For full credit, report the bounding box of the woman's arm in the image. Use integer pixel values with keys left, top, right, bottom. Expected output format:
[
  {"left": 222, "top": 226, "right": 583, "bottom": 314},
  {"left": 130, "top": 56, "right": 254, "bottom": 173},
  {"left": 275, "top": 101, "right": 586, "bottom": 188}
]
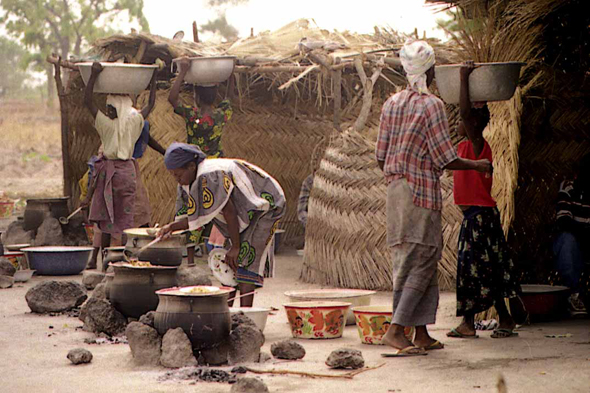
[
  {"left": 221, "top": 198, "right": 241, "bottom": 272},
  {"left": 140, "top": 71, "right": 158, "bottom": 119},
  {"left": 168, "top": 57, "right": 191, "bottom": 108},
  {"left": 84, "top": 62, "right": 103, "bottom": 119},
  {"left": 459, "top": 62, "right": 484, "bottom": 157},
  {"left": 148, "top": 135, "right": 166, "bottom": 156},
  {"left": 157, "top": 218, "right": 189, "bottom": 239}
]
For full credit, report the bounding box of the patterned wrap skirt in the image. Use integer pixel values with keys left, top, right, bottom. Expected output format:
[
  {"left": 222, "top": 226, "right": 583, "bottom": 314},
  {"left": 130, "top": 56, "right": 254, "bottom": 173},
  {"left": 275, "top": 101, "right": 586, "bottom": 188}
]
[{"left": 456, "top": 206, "right": 521, "bottom": 316}]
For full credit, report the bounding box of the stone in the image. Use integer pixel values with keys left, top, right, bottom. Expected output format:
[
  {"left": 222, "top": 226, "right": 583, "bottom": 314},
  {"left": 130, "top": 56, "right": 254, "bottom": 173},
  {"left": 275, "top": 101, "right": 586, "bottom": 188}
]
[
  {"left": 79, "top": 298, "right": 127, "bottom": 336},
  {"left": 270, "top": 340, "right": 306, "bottom": 360},
  {"left": 82, "top": 271, "right": 105, "bottom": 290},
  {"left": 231, "top": 312, "right": 260, "bottom": 332},
  {"left": 160, "top": 328, "right": 198, "bottom": 368},
  {"left": 91, "top": 283, "right": 107, "bottom": 300},
  {"left": 0, "top": 275, "right": 14, "bottom": 289},
  {"left": 175, "top": 265, "right": 212, "bottom": 287},
  {"left": 200, "top": 340, "right": 229, "bottom": 366},
  {"left": 67, "top": 348, "right": 93, "bottom": 365},
  {"left": 258, "top": 352, "right": 271, "bottom": 363},
  {"left": 0, "top": 258, "right": 16, "bottom": 276},
  {"left": 325, "top": 348, "right": 365, "bottom": 370},
  {"left": 138, "top": 311, "right": 155, "bottom": 328},
  {"left": 228, "top": 325, "right": 265, "bottom": 365},
  {"left": 3, "top": 220, "right": 34, "bottom": 245},
  {"left": 125, "top": 321, "right": 161, "bottom": 366},
  {"left": 230, "top": 377, "right": 269, "bottom": 393},
  {"left": 34, "top": 217, "right": 64, "bottom": 246},
  {"left": 26, "top": 281, "right": 87, "bottom": 313}
]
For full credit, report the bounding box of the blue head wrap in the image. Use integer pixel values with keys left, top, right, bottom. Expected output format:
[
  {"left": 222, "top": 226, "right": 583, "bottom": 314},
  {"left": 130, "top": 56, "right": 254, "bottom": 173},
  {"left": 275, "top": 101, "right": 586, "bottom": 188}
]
[{"left": 164, "top": 142, "right": 207, "bottom": 170}]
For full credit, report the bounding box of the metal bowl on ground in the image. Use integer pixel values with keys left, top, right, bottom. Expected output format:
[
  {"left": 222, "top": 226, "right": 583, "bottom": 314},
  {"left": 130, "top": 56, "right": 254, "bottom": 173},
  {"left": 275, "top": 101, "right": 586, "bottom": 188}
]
[
  {"left": 78, "top": 62, "right": 158, "bottom": 95},
  {"left": 5, "top": 244, "right": 31, "bottom": 252},
  {"left": 229, "top": 307, "right": 271, "bottom": 332},
  {"left": 284, "top": 288, "right": 376, "bottom": 325},
  {"left": 519, "top": 284, "right": 569, "bottom": 322},
  {"left": 434, "top": 62, "right": 526, "bottom": 104},
  {"left": 154, "top": 286, "right": 235, "bottom": 350},
  {"left": 23, "top": 246, "right": 93, "bottom": 275},
  {"left": 283, "top": 301, "right": 351, "bottom": 339},
  {"left": 352, "top": 305, "right": 414, "bottom": 345},
  {"left": 174, "top": 56, "right": 236, "bottom": 86},
  {"left": 124, "top": 228, "right": 185, "bottom": 266},
  {"left": 109, "top": 262, "right": 178, "bottom": 319}
]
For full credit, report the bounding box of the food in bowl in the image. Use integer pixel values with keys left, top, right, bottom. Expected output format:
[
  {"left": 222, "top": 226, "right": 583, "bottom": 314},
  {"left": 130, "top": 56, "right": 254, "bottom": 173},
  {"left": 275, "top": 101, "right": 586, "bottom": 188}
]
[
  {"left": 352, "top": 305, "right": 414, "bottom": 345},
  {"left": 127, "top": 260, "right": 153, "bottom": 267},
  {"left": 283, "top": 301, "right": 351, "bottom": 339},
  {"left": 179, "top": 286, "right": 221, "bottom": 295}
]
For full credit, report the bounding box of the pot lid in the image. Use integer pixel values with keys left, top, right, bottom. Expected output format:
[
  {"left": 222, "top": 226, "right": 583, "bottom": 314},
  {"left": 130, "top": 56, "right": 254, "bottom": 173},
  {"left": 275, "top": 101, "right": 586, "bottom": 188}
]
[{"left": 156, "top": 286, "right": 235, "bottom": 297}]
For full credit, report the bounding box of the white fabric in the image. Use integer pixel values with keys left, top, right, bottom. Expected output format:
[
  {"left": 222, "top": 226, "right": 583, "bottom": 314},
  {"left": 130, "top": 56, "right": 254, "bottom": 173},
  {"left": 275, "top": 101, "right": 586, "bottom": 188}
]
[
  {"left": 400, "top": 40, "right": 436, "bottom": 95},
  {"left": 95, "top": 95, "right": 144, "bottom": 160}
]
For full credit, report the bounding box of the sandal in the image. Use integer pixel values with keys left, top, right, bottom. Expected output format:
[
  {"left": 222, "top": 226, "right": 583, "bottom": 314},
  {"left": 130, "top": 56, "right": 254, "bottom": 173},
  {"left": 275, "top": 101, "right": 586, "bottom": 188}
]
[
  {"left": 423, "top": 340, "right": 445, "bottom": 350},
  {"left": 446, "top": 328, "right": 479, "bottom": 339},
  {"left": 491, "top": 328, "right": 519, "bottom": 339},
  {"left": 381, "top": 346, "right": 428, "bottom": 357}
]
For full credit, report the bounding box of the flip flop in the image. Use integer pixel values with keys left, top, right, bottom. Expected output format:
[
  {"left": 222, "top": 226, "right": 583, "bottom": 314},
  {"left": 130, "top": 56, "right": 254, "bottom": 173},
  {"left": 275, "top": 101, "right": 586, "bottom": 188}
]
[
  {"left": 423, "top": 340, "right": 445, "bottom": 350},
  {"left": 381, "top": 346, "right": 428, "bottom": 357},
  {"left": 491, "top": 328, "right": 519, "bottom": 339},
  {"left": 446, "top": 328, "right": 479, "bottom": 339}
]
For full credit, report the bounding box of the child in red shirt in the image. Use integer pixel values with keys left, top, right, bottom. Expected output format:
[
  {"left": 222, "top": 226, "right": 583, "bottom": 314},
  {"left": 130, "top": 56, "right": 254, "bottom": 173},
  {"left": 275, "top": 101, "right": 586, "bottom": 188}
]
[{"left": 447, "top": 62, "right": 522, "bottom": 339}]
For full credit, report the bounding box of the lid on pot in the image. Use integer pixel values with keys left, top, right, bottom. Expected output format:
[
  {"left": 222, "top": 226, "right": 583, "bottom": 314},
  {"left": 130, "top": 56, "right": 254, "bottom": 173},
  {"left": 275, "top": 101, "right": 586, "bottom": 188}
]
[
  {"left": 124, "top": 228, "right": 184, "bottom": 237},
  {"left": 156, "top": 286, "right": 235, "bottom": 297}
]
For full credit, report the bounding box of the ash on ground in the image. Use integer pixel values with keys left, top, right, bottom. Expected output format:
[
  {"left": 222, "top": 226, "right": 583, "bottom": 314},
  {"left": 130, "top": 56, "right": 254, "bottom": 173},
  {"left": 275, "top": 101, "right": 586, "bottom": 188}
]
[{"left": 158, "top": 367, "right": 240, "bottom": 384}]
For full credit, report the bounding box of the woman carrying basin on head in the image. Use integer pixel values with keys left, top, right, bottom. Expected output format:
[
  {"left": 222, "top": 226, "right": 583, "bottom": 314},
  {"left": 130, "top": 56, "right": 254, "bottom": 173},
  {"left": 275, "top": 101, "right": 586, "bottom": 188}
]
[{"left": 157, "top": 143, "right": 285, "bottom": 307}]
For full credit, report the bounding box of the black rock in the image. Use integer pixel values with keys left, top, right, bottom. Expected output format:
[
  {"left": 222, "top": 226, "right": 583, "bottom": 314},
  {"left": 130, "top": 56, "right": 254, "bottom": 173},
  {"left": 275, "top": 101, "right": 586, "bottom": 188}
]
[
  {"left": 125, "top": 321, "right": 161, "bottom": 366},
  {"left": 79, "top": 298, "right": 127, "bottom": 336},
  {"left": 26, "top": 281, "right": 87, "bottom": 313},
  {"left": 271, "top": 340, "right": 306, "bottom": 360},
  {"left": 325, "top": 348, "right": 365, "bottom": 369},
  {"left": 231, "top": 366, "right": 248, "bottom": 374},
  {"left": 67, "top": 348, "right": 93, "bottom": 365},
  {"left": 138, "top": 311, "right": 156, "bottom": 328},
  {"left": 230, "top": 377, "right": 269, "bottom": 393},
  {"left": 0, "top": 258, "right": 16, "bottom": 276}
]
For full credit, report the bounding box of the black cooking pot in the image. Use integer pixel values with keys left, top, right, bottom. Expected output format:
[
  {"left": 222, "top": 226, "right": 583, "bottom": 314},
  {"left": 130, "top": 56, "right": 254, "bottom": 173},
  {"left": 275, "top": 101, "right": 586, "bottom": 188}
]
[
  {"left": 124, "top": 228, "right": 184, "bottom": 266},
  {"left": 154, "top": 287, "right": 234, "bottom": 350},
  {"left": 23, "top": 197, "right": 69, "bottom": 231},
  {"left": 109, "top": 263, "right": 178, "bottom": 319}
]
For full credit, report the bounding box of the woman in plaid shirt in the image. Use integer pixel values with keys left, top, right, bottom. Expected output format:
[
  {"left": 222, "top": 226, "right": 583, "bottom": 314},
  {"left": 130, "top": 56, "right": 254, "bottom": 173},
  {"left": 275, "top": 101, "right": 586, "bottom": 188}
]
[{"left": 375, "top": 41, "right": 491, "bottom": 356}]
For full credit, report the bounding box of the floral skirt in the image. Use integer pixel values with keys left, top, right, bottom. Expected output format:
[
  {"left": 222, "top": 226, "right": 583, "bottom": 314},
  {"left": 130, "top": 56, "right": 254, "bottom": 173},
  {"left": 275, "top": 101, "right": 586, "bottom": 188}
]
[{"left": 456, "top": 206, "right": 521, "bottom": 316}]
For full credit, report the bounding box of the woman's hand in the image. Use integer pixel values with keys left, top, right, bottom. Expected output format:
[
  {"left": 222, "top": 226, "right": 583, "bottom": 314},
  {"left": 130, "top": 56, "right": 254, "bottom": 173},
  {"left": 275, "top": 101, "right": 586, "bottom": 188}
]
[
  {"left": 177, "top": 57, "right": 191, "bottom": 74},
  {"left": 225, "top": 245, "right": 240, "bottom": 272},
  {"left": 91, "top": 61, "right": 104, "bottom": 76},
  {"left": 460, "top": 60, "right": 476, "bottom": 80},
  {"left": 157, "top": 224, "right": 174, "bottom": 240},
  {"left": 474, "top": 159, "right": 493, "bottom": 176}
]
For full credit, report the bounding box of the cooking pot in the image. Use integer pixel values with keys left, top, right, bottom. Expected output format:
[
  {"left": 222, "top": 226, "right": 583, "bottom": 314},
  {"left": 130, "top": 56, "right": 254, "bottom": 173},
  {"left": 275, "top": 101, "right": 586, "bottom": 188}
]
[
  {"left": 23, "top": 197, "right": 69, "bottom": 232},
  {"left": 154, "top": 286, "right": 234, "bottom": 350},
  {"left": 102, "top": 246, "right": 126, "bottom": 272},
  {"left": 124, "top": 228, "right": 184, "bottom": 266},
  {"left": 108, "top": 262, "right": 178, "bottom": 319}
]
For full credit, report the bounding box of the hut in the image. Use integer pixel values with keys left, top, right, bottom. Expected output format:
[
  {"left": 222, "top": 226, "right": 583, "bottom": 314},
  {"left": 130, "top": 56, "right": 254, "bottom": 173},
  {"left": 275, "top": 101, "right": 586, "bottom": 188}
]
[
  {"left": 48, "top": 19, "right": 454, "bottom": 250},
  {"left": 302, "top": 0, "right": 590, "bottom": 295}
]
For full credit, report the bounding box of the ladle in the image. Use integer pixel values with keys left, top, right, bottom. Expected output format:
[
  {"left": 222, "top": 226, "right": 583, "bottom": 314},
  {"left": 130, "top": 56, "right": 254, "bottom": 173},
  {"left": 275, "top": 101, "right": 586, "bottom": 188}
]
[{"left": 59, "top": 207, "right": 83, "bottom": 225}]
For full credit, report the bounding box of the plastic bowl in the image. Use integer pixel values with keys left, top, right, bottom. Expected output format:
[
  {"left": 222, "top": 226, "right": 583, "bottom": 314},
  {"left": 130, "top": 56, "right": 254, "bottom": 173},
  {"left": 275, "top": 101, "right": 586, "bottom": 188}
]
[
  {"left": 520, "top": 284, "right": 569, "bottom": 321},
  {"left": 229, "top": 307, "right": 271, "bottom": 332},
  {"left": 23, "top": 246, "right": 93, "bottom": 276},
  {"left": 78, "top": 62, "right": 158, "bottom": 95},
  {"left": 283, "top": 301, "right": 351, "bottom": 339},
  {"left": 13, "top": 269, "right": 35, "bottom": 283},
  {"left": 284, "top": 289, "right": 376, "bottom": 325},
  {"left": 352, "top": 305, "right": 414, "bottom": 345},
  {"left": 175, "top": 56, "right": 236, "bottom": 86},
  {"left": 434, "top": 62, "right": 526, "bottom": 104}
]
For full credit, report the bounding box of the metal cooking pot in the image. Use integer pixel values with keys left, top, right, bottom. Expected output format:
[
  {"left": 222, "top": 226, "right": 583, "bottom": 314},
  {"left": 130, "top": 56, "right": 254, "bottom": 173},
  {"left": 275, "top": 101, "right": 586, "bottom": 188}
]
[
  {"left": 124, "top": 228, "right": 185, "bottom": 266},
  {"left": 102, "top": 246, "right": 126, "bottom": 272},
  {"left": 23, "top": 197, "right": 69, "bottom": 231}
]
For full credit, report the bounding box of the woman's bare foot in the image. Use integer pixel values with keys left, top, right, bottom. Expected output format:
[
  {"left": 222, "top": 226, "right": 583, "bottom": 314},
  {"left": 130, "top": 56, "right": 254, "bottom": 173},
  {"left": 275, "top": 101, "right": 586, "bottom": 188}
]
[
  {"left": 447, "top": 320, "right": 477, "bottom": 337},
  {"left": 413, "top": 325, "right": 442, "bottom": 349},
  {"left": 382, "top": 324, "right": 414, "bottom": 350}
]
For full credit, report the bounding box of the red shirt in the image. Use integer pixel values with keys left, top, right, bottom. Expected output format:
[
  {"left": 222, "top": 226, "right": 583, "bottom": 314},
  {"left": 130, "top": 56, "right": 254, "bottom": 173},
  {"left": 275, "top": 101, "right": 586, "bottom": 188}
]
[
  {"left": 453, "top": 140, "right": 496, "bottom": 207},
  {"left": 376, "top": 88, "right": 458, "bottom": 211}
]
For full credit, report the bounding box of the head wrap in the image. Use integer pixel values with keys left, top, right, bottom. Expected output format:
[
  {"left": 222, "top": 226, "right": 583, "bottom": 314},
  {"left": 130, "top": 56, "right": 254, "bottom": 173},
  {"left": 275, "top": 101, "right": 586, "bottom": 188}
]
[
  {"left": 105, "top": 94, "right": 143, "bottom": 129},
  {"left": 400, "top": 40, "right": 436, "bottom": 94},
  {"left": 164, "top": 142, "right": 207, "bottom": 170}
]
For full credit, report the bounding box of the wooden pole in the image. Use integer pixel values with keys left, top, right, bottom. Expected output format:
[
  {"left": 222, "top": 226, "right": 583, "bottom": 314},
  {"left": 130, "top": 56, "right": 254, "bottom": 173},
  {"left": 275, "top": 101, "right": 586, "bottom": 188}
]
[
  {"left": 192, "top": 21, "right": 199, "bottom": 43},
  {"left": 250, "top": 27, "right": 254, "bottom": 37},
  {"left": 51, "top": 56, "right": 72, "bottom": 199}
]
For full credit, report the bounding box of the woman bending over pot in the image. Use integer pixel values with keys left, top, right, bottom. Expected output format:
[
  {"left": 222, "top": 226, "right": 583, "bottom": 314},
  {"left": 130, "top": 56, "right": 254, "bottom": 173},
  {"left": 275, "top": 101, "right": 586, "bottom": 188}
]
[{"left": 157, "top": 143, "right": 285, "bottom": 307}]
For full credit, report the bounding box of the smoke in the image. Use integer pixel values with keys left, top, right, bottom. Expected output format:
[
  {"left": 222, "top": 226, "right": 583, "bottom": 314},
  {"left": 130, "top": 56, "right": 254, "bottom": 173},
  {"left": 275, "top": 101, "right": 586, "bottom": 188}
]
[{"left": 200, "top": 12, "right": 239, "bottom": 41}]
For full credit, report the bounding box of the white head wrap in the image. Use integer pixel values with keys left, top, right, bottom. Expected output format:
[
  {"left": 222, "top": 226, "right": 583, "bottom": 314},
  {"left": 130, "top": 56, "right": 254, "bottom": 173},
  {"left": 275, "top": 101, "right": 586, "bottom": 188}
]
[
  {"left": 400, "top": 40, "right": 436, "bottom": 94},
  {"left": 106, "top": 95, "right": 142, "bottom": 131}
]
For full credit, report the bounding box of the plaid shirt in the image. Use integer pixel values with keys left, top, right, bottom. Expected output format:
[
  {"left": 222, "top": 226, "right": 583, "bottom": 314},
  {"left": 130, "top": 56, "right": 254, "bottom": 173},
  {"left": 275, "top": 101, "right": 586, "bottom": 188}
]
[{"left": 375, "top": 88, "right": 457, "bottom": 210}]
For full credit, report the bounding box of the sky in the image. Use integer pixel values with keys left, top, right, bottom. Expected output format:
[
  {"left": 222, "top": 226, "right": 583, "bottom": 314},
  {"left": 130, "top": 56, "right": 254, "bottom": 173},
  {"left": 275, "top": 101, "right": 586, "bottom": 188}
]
[{"left": 141, "top": 0, "right": 450, "bottom": 41}]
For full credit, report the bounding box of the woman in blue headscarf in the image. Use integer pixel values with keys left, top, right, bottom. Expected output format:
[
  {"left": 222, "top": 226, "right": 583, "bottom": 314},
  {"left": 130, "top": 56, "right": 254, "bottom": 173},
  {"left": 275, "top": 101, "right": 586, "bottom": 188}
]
[{"left": 158, "top": 143, "right": 286, "bottom": 307}]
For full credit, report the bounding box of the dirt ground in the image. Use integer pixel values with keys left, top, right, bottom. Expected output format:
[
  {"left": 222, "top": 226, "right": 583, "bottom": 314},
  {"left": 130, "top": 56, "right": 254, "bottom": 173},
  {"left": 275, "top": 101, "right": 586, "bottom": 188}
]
[{"left": 1, "top": 250, "right": 589, "bottom": 393}]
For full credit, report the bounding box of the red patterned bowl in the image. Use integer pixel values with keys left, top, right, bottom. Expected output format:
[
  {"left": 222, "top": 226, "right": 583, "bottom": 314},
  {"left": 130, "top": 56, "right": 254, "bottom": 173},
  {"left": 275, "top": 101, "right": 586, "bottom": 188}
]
[
  {"left": 283, "top": 301, "right": 351, "bottom": 339},
  {"left": 352, "top": 305, "right": 415, "bottom": 345}
]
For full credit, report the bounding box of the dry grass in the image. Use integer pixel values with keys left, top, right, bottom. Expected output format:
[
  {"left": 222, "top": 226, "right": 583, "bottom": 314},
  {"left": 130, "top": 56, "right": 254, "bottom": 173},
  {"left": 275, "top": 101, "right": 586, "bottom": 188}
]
[{"left": 0, "top": 99, "right": 63, "bottom": 199}]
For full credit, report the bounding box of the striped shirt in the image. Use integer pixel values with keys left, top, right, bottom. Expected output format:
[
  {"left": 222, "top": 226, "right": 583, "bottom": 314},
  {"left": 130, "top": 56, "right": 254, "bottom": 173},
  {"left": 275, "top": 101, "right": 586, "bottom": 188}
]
[
  {"left": 556, "top": 179, "right": 590, "bottom": 231},
  {"left": 376, "top": 88, "right": 458, "bottom": 210}
]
